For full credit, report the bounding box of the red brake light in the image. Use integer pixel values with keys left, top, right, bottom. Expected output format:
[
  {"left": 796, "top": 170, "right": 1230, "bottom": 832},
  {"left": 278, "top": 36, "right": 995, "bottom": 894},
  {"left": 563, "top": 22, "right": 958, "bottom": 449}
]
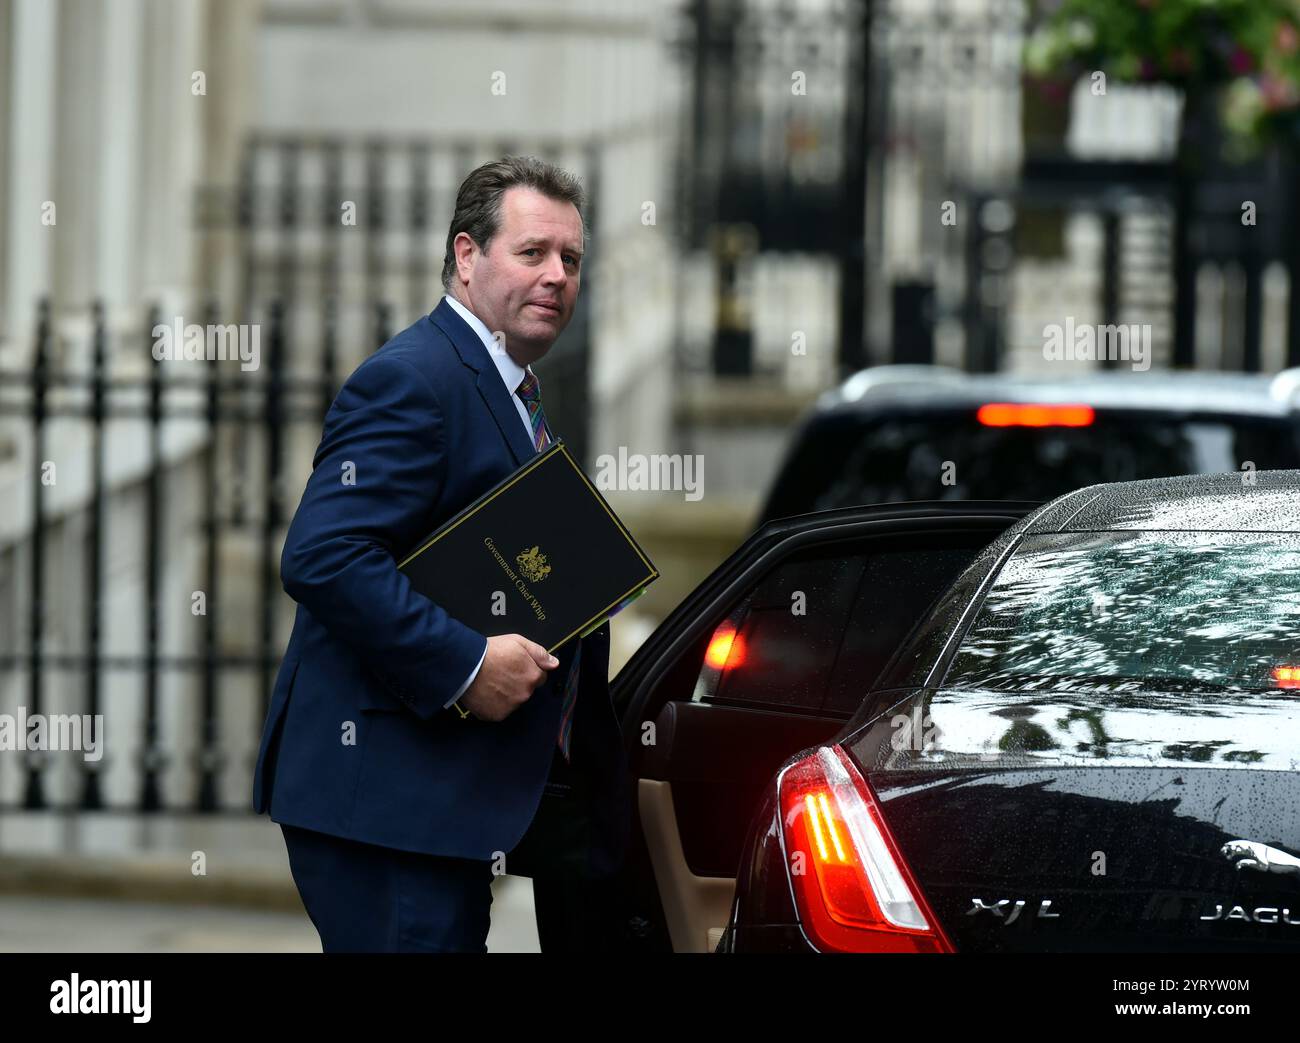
[
  {"left": 976, "top": 403, "right": 1095, "bottom": 427},
  {"left": 777, "top": 745, "right": 953, "bottom": 953},
  {"left": 704, "top": 622, "right": 745, "bottom": 670},
  {"left": 1274, "top": 666, "right": 1300, "bottom": 689}
]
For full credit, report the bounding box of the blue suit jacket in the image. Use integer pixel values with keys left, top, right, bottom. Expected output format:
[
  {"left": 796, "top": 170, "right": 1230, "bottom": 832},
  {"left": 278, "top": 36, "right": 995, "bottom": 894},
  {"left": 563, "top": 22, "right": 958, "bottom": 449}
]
[{"left": 252, "top": 297, "right": 631, "bottom": 874}]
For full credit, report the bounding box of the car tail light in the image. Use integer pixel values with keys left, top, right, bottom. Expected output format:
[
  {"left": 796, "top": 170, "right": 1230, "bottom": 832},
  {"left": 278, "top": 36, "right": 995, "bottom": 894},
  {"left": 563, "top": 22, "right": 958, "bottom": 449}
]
[
  {"left": 777, "top": 745, "right": 953, "bottom": 952},
  {"left": 976, "top": 403, "right": 1095, "bottom": 427},
  {"left": 1274, "top": 665, "right": 1300, "bottom": 689}
]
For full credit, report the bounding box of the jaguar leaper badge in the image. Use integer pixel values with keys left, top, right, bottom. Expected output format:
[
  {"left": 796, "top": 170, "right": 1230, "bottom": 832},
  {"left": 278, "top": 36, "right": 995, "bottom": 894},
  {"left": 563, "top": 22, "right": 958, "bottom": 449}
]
[
  {"left": 1221, "top": 840, "right": 1300, "bottom": 879},
  {"left": 516, "top": 545, "right": 552, "bottom": 583}
]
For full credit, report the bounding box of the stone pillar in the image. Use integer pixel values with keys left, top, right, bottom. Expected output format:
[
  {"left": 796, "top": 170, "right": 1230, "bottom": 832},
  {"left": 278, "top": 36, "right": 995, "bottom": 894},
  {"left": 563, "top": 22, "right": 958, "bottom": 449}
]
[{"left": 3, "top": 0, "right": 59, "bottom": 358}]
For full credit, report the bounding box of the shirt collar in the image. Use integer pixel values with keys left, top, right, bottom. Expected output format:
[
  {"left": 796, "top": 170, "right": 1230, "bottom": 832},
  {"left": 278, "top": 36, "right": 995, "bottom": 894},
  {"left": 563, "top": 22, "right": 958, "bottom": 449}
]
[{"left": 443, "top": 293, "right": 532, "bottom": 397}]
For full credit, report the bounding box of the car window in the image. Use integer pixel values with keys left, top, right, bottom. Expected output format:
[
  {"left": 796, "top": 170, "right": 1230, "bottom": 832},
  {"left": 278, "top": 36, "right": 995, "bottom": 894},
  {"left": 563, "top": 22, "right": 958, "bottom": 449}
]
[
  {"left": 693, "top": 550, "right": 864, "bottom": 713},
  {"left": 821, "top": 547, "right": 978, "bottom": 713},
  {"left": 946, "top": 530, "right": 1300, "bottom": 695},
  {"left": 763, "top": 413, "right": 1300, "bottom": 520},
  {"left": 688, "top": 537, "right": 985, "bottom": 715},
  {"left": 859, "top": 529, "right": 1300, "bottom": 773}
]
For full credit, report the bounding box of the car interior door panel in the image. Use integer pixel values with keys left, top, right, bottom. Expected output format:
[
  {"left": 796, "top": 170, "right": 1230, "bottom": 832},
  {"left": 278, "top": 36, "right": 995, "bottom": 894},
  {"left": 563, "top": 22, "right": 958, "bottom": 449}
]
[
  {"left": 535, "top": 503, "right": 1034, "bottom": 950},
  {"left": 637, "top": 700, "right": 846, "bottom": 952}
]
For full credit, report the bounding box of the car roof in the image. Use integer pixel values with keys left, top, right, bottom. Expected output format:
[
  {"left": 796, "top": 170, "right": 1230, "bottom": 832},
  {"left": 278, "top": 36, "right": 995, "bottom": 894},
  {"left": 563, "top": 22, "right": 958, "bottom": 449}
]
[
  {"left": 814, "top": 365, "right": 1300, "bottom": 420},
  {"left": 1025, "top": 470, "right": 1300, "bottom": 533}
]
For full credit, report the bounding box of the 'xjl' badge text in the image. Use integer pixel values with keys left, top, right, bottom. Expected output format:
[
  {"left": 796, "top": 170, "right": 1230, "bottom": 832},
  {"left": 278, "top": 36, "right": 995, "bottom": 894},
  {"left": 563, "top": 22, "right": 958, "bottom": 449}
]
[{"left": 966, "top": 898, "right": 1059, "bottom": 925}]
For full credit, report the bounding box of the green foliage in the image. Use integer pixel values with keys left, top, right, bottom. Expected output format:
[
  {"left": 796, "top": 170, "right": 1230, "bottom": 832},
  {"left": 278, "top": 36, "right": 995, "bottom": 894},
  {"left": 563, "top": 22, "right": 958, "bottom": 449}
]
[{"left": 1024, "top": 0, "right": 1300, "bottom": 150}]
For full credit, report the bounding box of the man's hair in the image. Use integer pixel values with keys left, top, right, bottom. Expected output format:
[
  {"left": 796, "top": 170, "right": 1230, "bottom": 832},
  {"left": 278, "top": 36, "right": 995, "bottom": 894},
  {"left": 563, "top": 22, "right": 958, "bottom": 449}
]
[{"left": 441, "top": 155, "right": 587, "bottom": 292}]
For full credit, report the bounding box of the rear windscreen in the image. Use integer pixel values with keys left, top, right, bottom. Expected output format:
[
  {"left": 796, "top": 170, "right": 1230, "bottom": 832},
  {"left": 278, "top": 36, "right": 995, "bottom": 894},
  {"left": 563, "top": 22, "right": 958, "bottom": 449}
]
[
  {"left": 873, "top": 530, "right": 1300, "bottom": 771},
  {"left": 764, "top": 414, "right": 1300, "bottom": 518},
  {"left": 949, "top": 530, "right": 1300, "bottom": 695}
]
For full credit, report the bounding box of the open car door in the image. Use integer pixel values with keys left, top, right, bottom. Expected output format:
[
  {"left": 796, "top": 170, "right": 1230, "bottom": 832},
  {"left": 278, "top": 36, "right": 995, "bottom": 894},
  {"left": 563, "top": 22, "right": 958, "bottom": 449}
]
[{"left": 533, "top": 500, "right": 1036, "bottom": 951}]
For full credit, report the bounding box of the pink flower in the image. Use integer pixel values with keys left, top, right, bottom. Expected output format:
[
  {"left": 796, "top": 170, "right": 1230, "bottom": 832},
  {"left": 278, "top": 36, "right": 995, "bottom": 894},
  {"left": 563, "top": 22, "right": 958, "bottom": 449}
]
[
  {"left": 1228, "top": 47, "right": 1254, "bottom": 75},
  {"left": 1259, "top": 73, "right": 1299, "bottom": 111},
  {"left": 1277, "top": 22, "right": 1300, "bottom": 56}
]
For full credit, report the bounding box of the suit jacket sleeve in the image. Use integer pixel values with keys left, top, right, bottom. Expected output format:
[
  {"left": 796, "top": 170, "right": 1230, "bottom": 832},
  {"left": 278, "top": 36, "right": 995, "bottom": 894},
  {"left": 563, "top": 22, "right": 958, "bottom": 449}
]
[{"left": 279, "top": 352, "right": 488, "bottom": 718}]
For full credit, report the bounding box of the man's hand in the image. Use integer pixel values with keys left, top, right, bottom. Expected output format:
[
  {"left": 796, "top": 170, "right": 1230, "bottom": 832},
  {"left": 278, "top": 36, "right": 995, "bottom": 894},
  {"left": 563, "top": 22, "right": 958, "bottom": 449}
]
[{"left": 460, "top": 635, "right": 559, "bottom": 721}]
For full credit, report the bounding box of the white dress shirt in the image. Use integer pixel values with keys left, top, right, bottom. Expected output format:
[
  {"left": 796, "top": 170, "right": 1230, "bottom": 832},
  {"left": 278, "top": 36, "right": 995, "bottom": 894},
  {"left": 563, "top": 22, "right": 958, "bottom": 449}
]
[{"left": 441, "top": 293, "right": 542, "bottom": 706}]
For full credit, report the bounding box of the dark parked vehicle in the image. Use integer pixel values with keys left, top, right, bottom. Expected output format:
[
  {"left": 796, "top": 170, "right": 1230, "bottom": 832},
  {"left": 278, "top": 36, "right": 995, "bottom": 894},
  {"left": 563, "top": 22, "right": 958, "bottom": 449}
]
[
  {"left": 537, "top": 471, "right": 1300, "bottom": 952},
  {"left": 758, "top": 365, "right": 1300, "bottom": 525}
]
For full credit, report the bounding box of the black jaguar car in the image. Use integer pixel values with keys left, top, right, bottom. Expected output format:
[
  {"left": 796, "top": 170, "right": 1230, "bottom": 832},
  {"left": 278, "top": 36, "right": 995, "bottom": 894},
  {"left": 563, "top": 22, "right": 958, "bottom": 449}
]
[
  {"left": 536, "top": 471, "right": 1300, "bottom": 953},
  {"left": 722, "top": 470, "right": 1300, "bottom": 952}
]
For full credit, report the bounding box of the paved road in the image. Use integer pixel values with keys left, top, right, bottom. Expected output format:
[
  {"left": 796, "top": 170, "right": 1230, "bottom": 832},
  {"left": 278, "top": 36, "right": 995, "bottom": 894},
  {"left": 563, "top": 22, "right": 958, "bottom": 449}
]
[{"left": 0, "top": 875, "right": 541, "bottom": 953}]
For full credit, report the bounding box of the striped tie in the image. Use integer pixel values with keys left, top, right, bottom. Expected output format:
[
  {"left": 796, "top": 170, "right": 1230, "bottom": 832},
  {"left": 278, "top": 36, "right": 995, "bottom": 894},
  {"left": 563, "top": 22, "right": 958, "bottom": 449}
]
[{"left": 515, "top": 370, "right": 581, "bottom": 762}]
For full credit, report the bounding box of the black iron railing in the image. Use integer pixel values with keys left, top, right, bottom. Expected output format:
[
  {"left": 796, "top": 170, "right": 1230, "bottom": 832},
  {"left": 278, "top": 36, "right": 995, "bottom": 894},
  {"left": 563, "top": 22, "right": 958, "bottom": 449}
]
[{"left": 0, "top": 298, "right": 337, "bottom": 813}]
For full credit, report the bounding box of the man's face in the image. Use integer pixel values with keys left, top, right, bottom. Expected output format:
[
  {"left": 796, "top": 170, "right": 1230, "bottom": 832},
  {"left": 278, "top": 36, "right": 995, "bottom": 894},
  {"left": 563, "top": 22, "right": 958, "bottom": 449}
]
[{"left": 454, "top": 186, "right": 584, "bottom": 365}]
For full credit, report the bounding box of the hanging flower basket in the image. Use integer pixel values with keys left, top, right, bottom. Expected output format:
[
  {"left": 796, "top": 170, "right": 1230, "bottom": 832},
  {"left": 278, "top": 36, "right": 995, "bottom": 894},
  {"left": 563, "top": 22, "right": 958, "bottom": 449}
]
[{"left": 1023, "top": 0, "right": 1300, "bottom": 157}]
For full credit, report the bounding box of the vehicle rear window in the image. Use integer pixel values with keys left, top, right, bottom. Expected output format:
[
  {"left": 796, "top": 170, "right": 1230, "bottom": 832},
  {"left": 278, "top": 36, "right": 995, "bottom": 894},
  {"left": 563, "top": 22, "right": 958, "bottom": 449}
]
[
  {"left": 863, "top": 529, "right": 1300, "bottom": 772},
  {"left": 764, "top": 413, "right": 1300, "bottom": 518},
  {"left": 947, "top": 530, "right": 1300, "bottom": 695}
]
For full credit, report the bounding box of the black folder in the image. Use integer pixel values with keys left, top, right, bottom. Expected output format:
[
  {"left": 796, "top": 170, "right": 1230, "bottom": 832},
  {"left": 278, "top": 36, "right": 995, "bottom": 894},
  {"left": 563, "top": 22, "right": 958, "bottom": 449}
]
[{"left": 397, "top": 440, "right": 659, "bottom": 654}]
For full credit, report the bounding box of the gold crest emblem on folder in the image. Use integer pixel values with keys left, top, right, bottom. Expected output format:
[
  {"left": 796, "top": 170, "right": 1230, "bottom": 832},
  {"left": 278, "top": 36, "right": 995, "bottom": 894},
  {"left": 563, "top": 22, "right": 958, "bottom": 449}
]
[{"left": 516, "top": 545, "right": 552, "bottom": 582}]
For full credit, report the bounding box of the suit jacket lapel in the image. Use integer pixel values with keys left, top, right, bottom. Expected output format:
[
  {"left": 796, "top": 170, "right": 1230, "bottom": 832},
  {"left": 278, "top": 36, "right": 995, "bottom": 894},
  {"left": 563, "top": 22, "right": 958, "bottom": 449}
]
[{"left": 430, "top": 297, "right": 536, "bottom": 467}]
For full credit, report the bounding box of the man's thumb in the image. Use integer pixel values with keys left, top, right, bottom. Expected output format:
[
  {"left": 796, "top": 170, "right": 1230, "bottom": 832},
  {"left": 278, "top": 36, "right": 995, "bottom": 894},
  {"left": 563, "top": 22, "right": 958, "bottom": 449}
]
[{"left": 525, "top": 639, "right": 559, "bottom": 667}]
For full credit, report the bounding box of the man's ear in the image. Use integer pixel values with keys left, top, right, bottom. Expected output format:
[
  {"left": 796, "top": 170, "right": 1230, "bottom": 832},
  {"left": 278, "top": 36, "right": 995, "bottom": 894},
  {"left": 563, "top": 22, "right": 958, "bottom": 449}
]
[{"left": 453, "top": 231, "right": 478, "bottom": 283}]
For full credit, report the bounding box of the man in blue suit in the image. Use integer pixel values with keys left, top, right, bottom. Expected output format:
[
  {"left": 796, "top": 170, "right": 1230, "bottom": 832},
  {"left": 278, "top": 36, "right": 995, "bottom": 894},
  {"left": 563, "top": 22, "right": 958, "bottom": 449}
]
[{"left": 251, "top": 156, "right": 632, "bottom": 952}]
